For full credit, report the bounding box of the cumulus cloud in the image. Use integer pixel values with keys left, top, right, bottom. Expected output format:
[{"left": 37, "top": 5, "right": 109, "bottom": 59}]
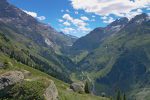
[
  {"left": 70, "top": 0, "right": 150, "bottom": 18},
  {"left": 101, "top": 16, "right": 115, "bottom": 23},
  {"left": 73, "top": 19, "right": 87, "bottom": 26},
  {"left": 80, "top": 16, "right": 89, "bottom": 21},
  {"left": 58, "top": 19, "right": 64, "bottom": 23},
  {"left": 23, "top": 10, "right": 46, "bottom": 21},
  {"left": 101, "top": 16, "right": 107, "bottom": 20},
  {"left": 61, "top": 28, "right": 75, "bottom": 34},
  {"left": 92, "top": 15, "right": 95, "bottom": 18},
  {"left": 23, "top": 10, "right": 37, "bottom": 17},
  {"left": 63, "top": 21, "right": 71, "bottom": 26},
  {"left": 118, "top": 9, "right": 143, "bottom": 19},
  {"left": 75, "top": 11, "right": 79, "bottom": 14},
  {"left": 66, "top": 9, "right": 70, "bottom": 13},
  {"left": 63, "top": 14, "right": 73, "bottom": 21},
  {"left": 37, "top": 16, "right": 46, "bottom": 20},
  {"left": 103, "top": 17, "right": 115, "bottom": 24},
  {"left": 62, "top": 14, "right": 88, "bottom": 28},
  {"left": 61, "top": 13, "right": 91, "bottom": 36}
]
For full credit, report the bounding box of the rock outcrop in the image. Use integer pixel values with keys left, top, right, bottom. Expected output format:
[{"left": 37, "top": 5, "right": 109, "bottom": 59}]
[
  {"left": 0, "top": 62, "right": 4, "bottom": 69},
  {"left": 70, "top": 82, "right": 85, "bottom": 93},
  {"left": 0, "top": 71, "right": 24, "bottom": 90},
  {"left": 22, "top": 70, "right": 31, "bottom": 78},
  {"left": 44, "top": 80, "right": 58, "bottom": 100}
]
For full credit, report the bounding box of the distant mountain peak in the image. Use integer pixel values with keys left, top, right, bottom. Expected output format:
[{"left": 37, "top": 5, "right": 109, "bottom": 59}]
[
  {"left": 108, "top": 17, "right": 129, "bottom": 28},
  {"left": 129, "top": 13, "right": 149, "bottom": 24},
  {"left": 135, "top": 13, "right": 148, "bottom": 19}
]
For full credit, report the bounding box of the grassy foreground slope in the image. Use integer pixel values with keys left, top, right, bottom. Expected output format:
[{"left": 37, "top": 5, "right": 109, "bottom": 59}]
[{"left": 0, "top": 53, "right": 109, "bottom": 100}]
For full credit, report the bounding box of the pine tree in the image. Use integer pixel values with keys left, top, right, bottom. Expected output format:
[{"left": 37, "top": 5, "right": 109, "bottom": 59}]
[
  {"left": 123, "top": 93, "right": 126, "bottom": 100},
  {"left": 85, "top": 81, "right": 90, "bottom": 93},
  {"left": 4, "top": 60, "right": 9, "bottom": 69},
  {"left": 116, "top": 90, "right": 122, "bottom": 100}
]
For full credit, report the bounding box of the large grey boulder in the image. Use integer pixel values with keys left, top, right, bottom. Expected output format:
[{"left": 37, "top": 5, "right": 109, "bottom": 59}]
[
  {"left": 0, "top": 71, "right": 24, "bottom": 90},
  {"left": 44, "top": 80, "right": 58, "bottom": 100},
  {"left": 70, "top": 82, "right": 85, "bottom": 93}
]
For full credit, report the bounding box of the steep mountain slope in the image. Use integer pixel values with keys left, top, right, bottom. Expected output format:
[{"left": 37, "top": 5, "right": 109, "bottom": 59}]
[
  {"left": 0, "top": 0, "right": 77, "bottom": 83},
  {"left": 73, "top": 13, "right": 150, "bottom": 99},
  {"left": 71, "top": 17, "right": 128, "bottom": 52},
  {"left": 0, "top": 0, "right": 76, "bottom": 52},
  {"left": 70, "top": 17, "right": 128, "bottom": 63}
]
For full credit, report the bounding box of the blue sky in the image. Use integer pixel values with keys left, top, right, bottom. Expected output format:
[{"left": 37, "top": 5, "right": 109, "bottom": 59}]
[{"left": 8, "top": 0, "right": 150, "bottom": 37}]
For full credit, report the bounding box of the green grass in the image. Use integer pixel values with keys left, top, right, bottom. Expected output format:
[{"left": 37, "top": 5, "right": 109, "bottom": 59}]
[
  {"left": 0, "top": 53, "right": 110, "bottom": 100},
  {"left": 59, "top": 90, "right": 109, "bottom": 100}
]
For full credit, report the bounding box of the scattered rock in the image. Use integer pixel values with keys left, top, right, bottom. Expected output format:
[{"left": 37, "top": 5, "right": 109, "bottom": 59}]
[
  {"left": 70, "top": 82, "right": 85, "bottom": 93},
  {"left": 66, "top": 87, "right": 74, "bottom": 92},
  {"left": 0, "top": 62, "right": 4, "bottom": 69},
  {"left": 44, "top": 80, "right": 58, "bottom": 100},
  {"left": 101, "top": 92, "right": 106, "bottom": 97},
  {"left": 22, "top": 70, "right": 31, "bottom": 78},
  {"left": 0, "top": 71, "right": 24, "bottom": 90}
]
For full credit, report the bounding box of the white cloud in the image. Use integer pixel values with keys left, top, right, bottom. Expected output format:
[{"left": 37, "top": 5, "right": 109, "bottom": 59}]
[
  {"left": 101, "top": 16, "right": 115, "bottom": 23},
  {"left": 23, "top": 10, "right": 37, "bottom": 17},
  {"left": 66, "top": 9, "right": 70, "bottom": 13},
  {"left": 78, "top": 26, "right": 91, "bottom": 31},
  {"left": 62, "top": 14, "right": 88, "bottom": 27},
  {"left": 101, "top": 16, "right": 107, "bottom": 20},
  {"left": 80, "top": 16, "right": 89, "bottom": 21},
  {"left": 58, "top": 19, "right": 64, "bottom": 23},
  {"left": 61, "top": 13, "right": 91, "bottom": 36},
  {"left": 92, "top": 15, "right": 95, "bottom": 18},
  {"left": 23, "top": 10, "right": 46, "bottom": 21},
  {"left": 70, "top": 0, "right": 150, "bottom": 19},
  {"left": 103, "top": 17, "right": 115, "bottom": 24},
  {"left": 37, "top": 16, "right": 46, "bottom": 20},
  {"left": 61, "top": 10, "right": 64, "bottom": 12},
  {"left": 75, "top": 11, "right": 79, "bottom": 14},
  {"left": 63, "top": 21, "right": 71, "bottom": 26},
  {"left": 118, "top": 9, "right": 143, "bottom": 19},
  {"left": 63, "top": 14, "right": 73, "bottom": 21},
  {"left": 73, "top": 18, "right": 88, "bottom": 26},
  {"left": 61, "top": 28, "right": 75, "bottom": 34},
  {"left": 137, "top": 9, "right": 143, "bottom": 13}
]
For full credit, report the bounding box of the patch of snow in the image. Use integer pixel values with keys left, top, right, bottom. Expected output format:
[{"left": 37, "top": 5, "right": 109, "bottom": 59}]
[
  {"left": 110, "top": 25, "right": 122, "bottom": 32},
  {"left": 135, "top": 18, "right": 145, "bottom": 24},
  {"left": 45, "top": 38, "right": 54, "bottom": 47}
]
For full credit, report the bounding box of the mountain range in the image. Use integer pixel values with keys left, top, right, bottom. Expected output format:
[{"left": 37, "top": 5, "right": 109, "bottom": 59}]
[
  {"left": 0, "top": 0, "right": 150, "bottom": 100},
  {"left": 70, "top": 13, "right": 150, "bottom": 100}
]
